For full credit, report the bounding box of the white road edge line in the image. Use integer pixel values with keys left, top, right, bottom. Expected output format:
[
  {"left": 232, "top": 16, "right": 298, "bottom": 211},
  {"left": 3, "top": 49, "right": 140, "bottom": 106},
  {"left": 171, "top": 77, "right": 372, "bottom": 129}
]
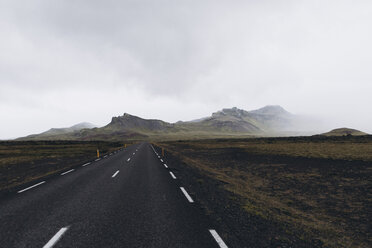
[
  {"left": 127, "top": 158, "right": 131, "bottom": 162},
  {"left": 164, "top": 164, "right": 168, "bottom": 168},
  {"left": 180, "top": 187, "right": 194, "bottom": 203},
  {"left": 112, "top": 170, "right": 120, "bottom": 178},
  {"left": 95, "top": 158, "right": 101, "bottom": 161},
  {"left": 17, "top": 181, "right": 46, "bottom": 193},
  {"left": 82, "top": 162, "right": 91, "bottom": 167},
  {"left": 169, "top": 172, "right": 177, "bottom": 179},
  {"left": 61, "top": 169, "right": 75, "bottom": 176},
  {"left": 209, "top": 229, "right": 228, "bottom": 248},
  {"left": 43, "top": 226, "right": 69, "bottom": 248}
]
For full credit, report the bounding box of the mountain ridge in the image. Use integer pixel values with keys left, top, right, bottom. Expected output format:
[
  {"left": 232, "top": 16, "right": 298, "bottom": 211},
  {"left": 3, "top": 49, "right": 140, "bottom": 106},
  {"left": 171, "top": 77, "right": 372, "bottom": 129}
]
[
  {"left": 20, "top": 122, "right": 97, "bottom": 140},
  {"left": 17, "top": 105, "right": 313, "bottom": 141}
]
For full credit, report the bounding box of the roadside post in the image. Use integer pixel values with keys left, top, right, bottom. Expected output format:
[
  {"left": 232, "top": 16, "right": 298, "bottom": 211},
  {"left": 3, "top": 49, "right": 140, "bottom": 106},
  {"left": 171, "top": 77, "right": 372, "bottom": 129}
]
[
  {"left": 162, "top": 148, "right": 165, "bottom": 157},
  {"left": 97, "top": 149, "right": 100, "bottom": 158}
]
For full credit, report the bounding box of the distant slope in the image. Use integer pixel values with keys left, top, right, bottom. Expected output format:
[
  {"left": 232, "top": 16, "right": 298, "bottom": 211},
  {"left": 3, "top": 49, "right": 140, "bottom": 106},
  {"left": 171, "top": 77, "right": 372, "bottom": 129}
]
[
  {"left": 18, "top": 122, "right": 97, "bottom": 140},
  {"left": 178, "top": 107, "right": 263, "bottom": 133},
  {"left": 106, "top": 113, "right": 176, "bottom": 133},
  {"left": 178, "top": 106, "right": 295, "bottom": 134},
  {"left": 18, "top": 105, "right": 309, "bottom": 141},
  {"left": 248, "top": 105, "right": 294, "bottom": 131},
  {"left": 321, "top": 128, "right": 368, "bottom": 136},
  {"left": 45, "top": 122, "right": 97, "bottom": 135}
]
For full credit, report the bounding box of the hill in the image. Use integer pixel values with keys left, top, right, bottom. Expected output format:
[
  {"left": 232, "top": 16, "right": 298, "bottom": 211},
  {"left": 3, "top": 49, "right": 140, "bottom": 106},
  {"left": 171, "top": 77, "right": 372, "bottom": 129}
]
[
  {"left": 19, "top": 122, "right": 97, "bottom": 140},
  {"left": 321, "top": 128, "right": 368, "bottom": 136}
]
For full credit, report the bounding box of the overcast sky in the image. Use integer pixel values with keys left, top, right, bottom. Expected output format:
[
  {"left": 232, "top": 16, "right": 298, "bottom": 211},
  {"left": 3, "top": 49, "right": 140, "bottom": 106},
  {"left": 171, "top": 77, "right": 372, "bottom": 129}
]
[{"left": 1, "top": 0, "right": 372, "bottom": 139}]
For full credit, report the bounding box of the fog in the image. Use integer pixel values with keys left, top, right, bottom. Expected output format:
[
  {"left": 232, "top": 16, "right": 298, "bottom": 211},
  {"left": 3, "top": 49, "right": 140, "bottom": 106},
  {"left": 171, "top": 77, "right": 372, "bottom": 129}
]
[{"left": 1, "top": 0, "right": 371, "bottom": 139}]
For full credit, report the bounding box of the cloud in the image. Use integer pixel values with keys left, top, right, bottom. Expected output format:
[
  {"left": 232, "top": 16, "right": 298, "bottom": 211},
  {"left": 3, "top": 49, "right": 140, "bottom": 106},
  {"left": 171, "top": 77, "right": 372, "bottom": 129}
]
[{"left": 0, "top": 0, "right": 372, "bottom": 138}]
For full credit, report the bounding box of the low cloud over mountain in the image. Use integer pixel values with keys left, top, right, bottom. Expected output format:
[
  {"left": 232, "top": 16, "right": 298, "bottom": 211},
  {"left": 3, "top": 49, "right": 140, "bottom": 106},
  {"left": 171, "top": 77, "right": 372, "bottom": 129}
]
[{"left": 17, "top": 105, "right": 324, "bottom": 141}]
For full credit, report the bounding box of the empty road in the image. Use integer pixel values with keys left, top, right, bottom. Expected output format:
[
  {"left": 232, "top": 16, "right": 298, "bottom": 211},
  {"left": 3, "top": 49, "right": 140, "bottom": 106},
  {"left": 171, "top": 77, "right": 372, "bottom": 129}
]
[{"left": 0, "top": 143, "right": 228, "bottom": 247}]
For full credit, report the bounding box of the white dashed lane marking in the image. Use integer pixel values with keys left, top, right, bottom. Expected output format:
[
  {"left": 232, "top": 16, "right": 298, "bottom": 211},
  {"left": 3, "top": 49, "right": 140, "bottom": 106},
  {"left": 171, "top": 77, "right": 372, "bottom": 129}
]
[
  {"left": 180, "top": 187, "right": 194, "bottom": 203},
  {"left": 112, "top": 170, "right": 120, "bottom": 178},
  {"left": 82, "top": 162, "right": 91, "bottom": 167},
  {"left": 150, "top": 144, "right": 227, "bottom": 247},
  {"left": 169, "top": 172, "right": 177, "bottom": 179},
  {"left": 43, "top": 227, "right": 69, "bottom": 248},
  {"left": 17, "top": 181, "right": 46, "bottom": 193},
  {"left": 209, "top": 229, "right": 228, "bottom": 248},
  {"left": 61, "top": 169, "right": 74, "bottom": 176}
]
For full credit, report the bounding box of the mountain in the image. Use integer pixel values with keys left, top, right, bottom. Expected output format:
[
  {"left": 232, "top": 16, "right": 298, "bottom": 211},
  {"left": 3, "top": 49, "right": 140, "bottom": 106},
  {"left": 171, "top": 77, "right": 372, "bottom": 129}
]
[
  {"left": 248, "top": 105, "right": 293, "bottom": 130},
  {"left": 18, "top": 106, "right": 308, "bottom": 141},
  {"left": 107, "top": 113, "right": 176, "bottom": 132},
  {"left": 321, "top": 128, "right": 368, "bottom": 136},
  {"left": 178, "top": 107, "right": 263, "bottom": 133},
  {"left": 19, "top": 122, "right": 97, "bottom": 140},
  {"left": 175, "top": 105, "right": 296, "bottom": 134}
]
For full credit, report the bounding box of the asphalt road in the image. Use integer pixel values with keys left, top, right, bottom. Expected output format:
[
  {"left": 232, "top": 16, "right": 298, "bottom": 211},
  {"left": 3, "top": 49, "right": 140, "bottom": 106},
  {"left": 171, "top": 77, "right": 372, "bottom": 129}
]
[{"left": 0, "top": 143, "right": 228, "bottom": 248}]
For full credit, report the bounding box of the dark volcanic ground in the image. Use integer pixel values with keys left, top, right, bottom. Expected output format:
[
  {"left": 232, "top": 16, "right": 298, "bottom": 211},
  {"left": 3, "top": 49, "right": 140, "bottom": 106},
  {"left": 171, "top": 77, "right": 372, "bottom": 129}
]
[{"left": 155, "top": 140, "right": 372, "bottom": 248}]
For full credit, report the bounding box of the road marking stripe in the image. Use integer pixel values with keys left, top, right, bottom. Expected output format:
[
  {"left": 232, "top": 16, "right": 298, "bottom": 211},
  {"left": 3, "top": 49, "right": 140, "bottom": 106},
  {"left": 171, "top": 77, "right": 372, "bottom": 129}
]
[
  {"left": 133, "top": 153, "right": 135, "bottom": 155},
  {"left": 164, "top": 164, "right": 168, "bottom": 168},
  {"left": 82, "top": 162, "right": 91, "bottom": 167},
  {"left": 112, "top": 170, "right": 120, "bottom": 178},
  {"left": 209, "top": 230, "right": 228, "bottom": 248},
  {"left": 169, "top": 172, "right": 177, "bottom": 179},
  {"left": 17, "top": 181, "right": 45, "bottom": 193},
  {"left": 104, "top": 155, "right": 108, "bottom": 158},
  {"left": 61, "top": 169, "right": 74, "bottom": 176},
  {"left": 127, "top": 158, "right": 131, "bottom": 162},
  {"left": 43, "top": 227, "right": 69, "bottom": 248},
  {"left": 95, "top": 158, "right": 101, "bottom": 161},
  {"left": 180, "top": 187, "right": 194, "bottom": 203}
]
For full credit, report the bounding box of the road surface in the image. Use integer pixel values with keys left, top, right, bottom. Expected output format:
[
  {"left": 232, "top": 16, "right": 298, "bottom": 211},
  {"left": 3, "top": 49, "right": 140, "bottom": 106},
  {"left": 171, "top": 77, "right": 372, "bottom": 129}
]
[{"left": 0, "top": 143, "right": 228, "bottom": 248}]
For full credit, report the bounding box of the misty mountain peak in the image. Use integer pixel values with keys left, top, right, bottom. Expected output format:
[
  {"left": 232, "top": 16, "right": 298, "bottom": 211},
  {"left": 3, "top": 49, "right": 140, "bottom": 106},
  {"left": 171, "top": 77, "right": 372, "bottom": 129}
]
[
  {"left": 249, "top": 105, "right": 291, "bottom": 116},
  {"left": 212, "top": 107, "right": 249, "bottom": 118},
  {"left": 70, "top": 122, "right": 97, "bottom": 129}
]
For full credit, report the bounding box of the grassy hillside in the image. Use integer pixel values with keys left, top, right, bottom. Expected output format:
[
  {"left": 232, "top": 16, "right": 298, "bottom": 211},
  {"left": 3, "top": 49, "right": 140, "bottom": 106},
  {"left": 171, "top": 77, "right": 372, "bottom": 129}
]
[{"left": 321, "top": 128, "right": 368, "bottom": 136}]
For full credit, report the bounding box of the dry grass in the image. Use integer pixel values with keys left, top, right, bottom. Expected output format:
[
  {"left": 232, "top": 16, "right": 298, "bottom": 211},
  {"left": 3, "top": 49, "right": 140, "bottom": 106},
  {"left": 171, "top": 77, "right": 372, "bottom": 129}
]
[
  {"left": 0, "top": 140, "right": 123, "bottom": 191},
  {"left": 158, "top": 136, "right": 372, "bottom": 248},
  {"left": 183, "top": 136, "right": 372, "bottom": 161}
]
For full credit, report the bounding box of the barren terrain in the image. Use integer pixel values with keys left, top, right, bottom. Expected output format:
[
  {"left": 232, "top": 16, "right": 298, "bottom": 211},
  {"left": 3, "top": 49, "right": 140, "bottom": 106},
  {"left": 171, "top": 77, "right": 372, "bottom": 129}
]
[{"left": 157, "top": 136, "right": 372, "bottom": 247}]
